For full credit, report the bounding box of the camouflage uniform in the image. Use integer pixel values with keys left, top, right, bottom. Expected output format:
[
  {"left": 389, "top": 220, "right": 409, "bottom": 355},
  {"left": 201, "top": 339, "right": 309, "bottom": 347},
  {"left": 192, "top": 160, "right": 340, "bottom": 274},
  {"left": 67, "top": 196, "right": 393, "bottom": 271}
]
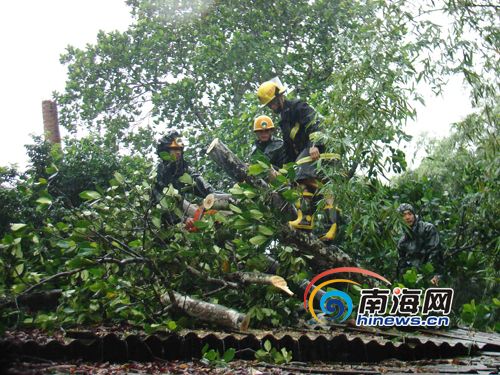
[{"left": 397, "top": 215, "right": 442, "bottom": 276}]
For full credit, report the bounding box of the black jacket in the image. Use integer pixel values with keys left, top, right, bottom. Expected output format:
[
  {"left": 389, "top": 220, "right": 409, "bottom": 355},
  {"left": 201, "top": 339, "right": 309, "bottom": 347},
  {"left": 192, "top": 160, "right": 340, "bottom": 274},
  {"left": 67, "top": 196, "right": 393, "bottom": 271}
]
[
  {"left": 153, "top": 157, "right": 214, "bottom": 205},
  {"left": 250, "top": 138, "right": 286, "bottom": 169},
  {"left": 397, "top": 216, "right": 442, "bottom": 276},
  {"left": 278, "top": 99, "right": 324, "bottom": 162}
]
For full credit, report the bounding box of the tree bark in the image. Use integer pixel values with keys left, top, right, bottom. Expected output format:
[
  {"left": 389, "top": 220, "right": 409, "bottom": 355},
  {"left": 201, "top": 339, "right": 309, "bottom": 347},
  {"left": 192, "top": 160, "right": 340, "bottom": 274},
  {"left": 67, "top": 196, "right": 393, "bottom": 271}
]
[
  {"left": 207, "top": 138, "right": 296, "bottom": 218},
  {"left": 203, "top": 193, "right": 232, "bottom": 210},
  {"left": 277, "top": 226, "right": 353, "bottom": 272},
  {"left": 226, "top": 272, "right": 294, "bottom": 296},
  {"left": 161, "top": 291, "right": 250, "bottom": 331},
  {"left": 207, "top": 139, "right": 260, "bottom": 186},
  {"left": 207, "top": 138, "right": 354, "bottom": 271},
  {"left": 182, "top": 199, "right": 197, "bottom": 217}
]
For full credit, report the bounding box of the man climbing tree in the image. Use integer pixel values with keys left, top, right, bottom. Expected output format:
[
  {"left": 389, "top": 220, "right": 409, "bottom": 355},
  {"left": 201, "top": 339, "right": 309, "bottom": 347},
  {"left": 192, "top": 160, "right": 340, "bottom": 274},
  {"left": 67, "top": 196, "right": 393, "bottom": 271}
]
[
  {"left": 256, "top": 77, "right": 339, "bottom": 241},
  {"left": 152, "top": 131, "right": 215, "bottom": 226},
  {"left": 397, "top": 203, "right": 443, "bottom": 285}
]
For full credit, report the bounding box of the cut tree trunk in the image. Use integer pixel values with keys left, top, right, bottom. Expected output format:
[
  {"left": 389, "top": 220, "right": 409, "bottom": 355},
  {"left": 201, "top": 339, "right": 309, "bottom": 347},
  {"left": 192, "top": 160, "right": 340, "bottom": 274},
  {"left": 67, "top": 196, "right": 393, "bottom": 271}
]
[
  {"left": 207, "top": 139, "right": 263, "bottom": 187},
  {"left": 226, "top": 272, "right": 293, "bottom": 296},
  {"left": 207, "top": 138, "right": 354, "bottom": 272},
  {"left": 182, "top": 199, "right": 197, "bottom": 217},
  {"left": 161, "top": 291, "right": 250, "bottom": 331},
  {"left": 203, "top": 193, "right": 232, "bottom": 210},
  {"left": 207, "top": 138, "right": 296, "bottom": 218}
]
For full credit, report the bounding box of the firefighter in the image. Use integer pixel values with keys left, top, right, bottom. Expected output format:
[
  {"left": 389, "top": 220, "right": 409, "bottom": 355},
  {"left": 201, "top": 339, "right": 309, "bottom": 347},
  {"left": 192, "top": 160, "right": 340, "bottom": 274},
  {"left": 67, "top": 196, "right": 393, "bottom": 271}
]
[
  {"left": 250, "top": 115, "right": 286, "bottom": 170},
  {"left": 397, "top": 203, "right": 442, "bottom": 285},
  {"left": 256, "top": 77, "right": 339, "bottom": 241},
  {"left": 152, "top": 131, "right": 215, "bottom": 226}
]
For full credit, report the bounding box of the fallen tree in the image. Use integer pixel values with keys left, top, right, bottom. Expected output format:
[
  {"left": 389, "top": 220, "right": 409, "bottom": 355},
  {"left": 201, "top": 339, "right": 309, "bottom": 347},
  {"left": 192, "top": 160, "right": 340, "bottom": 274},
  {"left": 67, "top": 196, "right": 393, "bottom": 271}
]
[
  {"left": 207, "top": 138, "right": 354, "bottom": 271},
  {"left": 161, "top": 291, "right": 250, "bottom": 331}
]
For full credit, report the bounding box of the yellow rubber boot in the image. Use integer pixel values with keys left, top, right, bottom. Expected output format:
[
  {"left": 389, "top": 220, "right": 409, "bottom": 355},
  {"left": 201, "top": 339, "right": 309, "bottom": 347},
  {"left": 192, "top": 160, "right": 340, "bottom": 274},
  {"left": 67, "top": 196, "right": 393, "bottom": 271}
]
[
  {"left": 289, "top": 192, "right": 314, "bottom": 230},
  {"left": 320, "top": 204, "right": 339, "bottom": 241}
]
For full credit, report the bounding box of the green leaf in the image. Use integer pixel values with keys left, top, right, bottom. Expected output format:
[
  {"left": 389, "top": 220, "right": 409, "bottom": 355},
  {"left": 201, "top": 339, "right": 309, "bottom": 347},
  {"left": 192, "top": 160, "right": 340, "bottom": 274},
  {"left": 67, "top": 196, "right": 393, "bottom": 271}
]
[
  {"left": 233, "top": 218, "right": 250, "bottom": 229},
  {"left": 79, "top": 190, "right": 102, "bottom": 201},
  {"left": 56, "top": 240, "right": 75, "bottom": 249},
  {"left": 113, "top": 172, "right": 125, "bottom": 184},
  {"left": 202, "top": 343, "right": 209, "bottom": 355},
  {"left": 14, "top": 263, "right": 24, "bottom": 275},
  {"left": 159, "top": 151, "right": 174, "bottom": 161},
  {"left": 223, "top": 347, "right": 235, "bottom": 362},
  {"left": 229, "top": 204, "right": 242, "bottom": 214},
  {"left": 264, "top": 339, "right": 272, "bottom": 352},
  {"left": 258, "top": 225, "right": 274, "bottom": 236},
  {"left": 249, "top": 210, "right": 264, "bottom": 220},
  {"left": 194, "top": 221, "right": 209, "bottom": 229},
  {"left": 229, "top": 186, "right": 244, "bottom": 195},
  {"left": 10, "top": 223, "right": 27, "bottom": 232},
  {"left": 243, "top": 190, "right": 257, "bottom": 198},
  {"left": 178, "top": 173, "right": 193, "bottom": 185},
  {"left": 248, "top": 163, "right": 266, "bottom": 176},
  {"left": 67, "top": 257, "right": 94, "bottom": 269},
  {"left": 249, "top": 235, "right": 267, "bottom": 246},
  {"left": 36, "top": 197, "right": 52, "bottom": 205},
  {"left": 128, "top": 239, "right": 142, "bottom": 248},
  {"left": 403, "top": 269, "right": 418, "bottom": 285},
  {"left": 281, "top": 189, "right": 300, "bottom": 202},
  {"left": 152, "top": 215, "right": 162, "bottom": 228}
]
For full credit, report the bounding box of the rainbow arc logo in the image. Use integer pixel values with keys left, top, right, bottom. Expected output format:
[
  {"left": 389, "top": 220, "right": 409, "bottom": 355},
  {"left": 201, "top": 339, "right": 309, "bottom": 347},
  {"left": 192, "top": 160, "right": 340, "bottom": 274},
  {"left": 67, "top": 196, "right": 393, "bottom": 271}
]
[{"left": 303, "top": 267, "right": 391, "bottom": 323}]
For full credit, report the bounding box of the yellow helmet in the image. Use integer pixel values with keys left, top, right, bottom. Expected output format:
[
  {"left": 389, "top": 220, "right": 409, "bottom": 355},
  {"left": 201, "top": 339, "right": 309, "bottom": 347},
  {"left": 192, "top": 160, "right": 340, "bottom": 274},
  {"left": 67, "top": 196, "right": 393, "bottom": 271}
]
[
  {"left": 253, "top": 115, "right": 275, "bottom": 131},
  {"left": 168, "top": 137, "right": 184, "bottom": 149},
  {"left": 256, "top": 77, "right": 286, "bottom": 106}
]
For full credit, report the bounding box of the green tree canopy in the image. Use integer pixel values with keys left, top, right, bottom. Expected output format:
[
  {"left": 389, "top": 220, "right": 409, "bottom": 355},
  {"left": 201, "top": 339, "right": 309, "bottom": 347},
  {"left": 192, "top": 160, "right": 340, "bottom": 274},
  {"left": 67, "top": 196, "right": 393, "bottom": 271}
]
[{"left": 1, "top": 0, "right": 498, "bottom": 332}]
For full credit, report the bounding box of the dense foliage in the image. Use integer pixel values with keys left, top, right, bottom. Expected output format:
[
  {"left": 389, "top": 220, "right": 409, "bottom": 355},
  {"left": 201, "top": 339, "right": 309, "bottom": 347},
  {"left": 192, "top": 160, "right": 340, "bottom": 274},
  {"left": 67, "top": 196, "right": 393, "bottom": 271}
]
[{"left": 1, "top": 0, "right": 498, "bottom": 333}]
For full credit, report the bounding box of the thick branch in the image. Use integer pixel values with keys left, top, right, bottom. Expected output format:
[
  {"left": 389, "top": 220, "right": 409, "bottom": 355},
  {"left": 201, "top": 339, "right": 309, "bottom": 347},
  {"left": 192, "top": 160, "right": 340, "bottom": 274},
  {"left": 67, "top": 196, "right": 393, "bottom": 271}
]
[
  {"left": 278, "top": 226, "right": 353, "bottom": 272},
  {"left": 207, "top": 138, "right": 354, "bottom": 271},
  {"left": 203, "top": 193, "right": 232, "bottom": 210},
  {"left": 207, "top": 138, "right": 296, "bottom": 218},
  {"left": 161, "top": 291, "right": 250, "bottom": 331},
  {"left": 226, "top": 272, "right": 293, "bottom": 296},
  {"left": 183, "top": 199, "right": 198, "bottom": 217}
]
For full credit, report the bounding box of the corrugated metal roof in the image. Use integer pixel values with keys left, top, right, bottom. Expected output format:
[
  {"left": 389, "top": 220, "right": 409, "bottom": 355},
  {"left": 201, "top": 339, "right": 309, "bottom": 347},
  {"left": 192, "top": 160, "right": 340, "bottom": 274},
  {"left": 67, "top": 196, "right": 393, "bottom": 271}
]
[{"left": 2, "top": 326, "right": 499, "bottom": 364}]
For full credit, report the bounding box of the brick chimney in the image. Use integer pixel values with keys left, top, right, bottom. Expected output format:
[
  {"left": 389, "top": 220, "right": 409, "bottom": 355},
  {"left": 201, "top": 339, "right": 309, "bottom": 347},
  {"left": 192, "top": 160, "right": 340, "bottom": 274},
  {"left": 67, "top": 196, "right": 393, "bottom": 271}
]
[{"left": 42, "top": 100, "right": 61, "bottom": 144}]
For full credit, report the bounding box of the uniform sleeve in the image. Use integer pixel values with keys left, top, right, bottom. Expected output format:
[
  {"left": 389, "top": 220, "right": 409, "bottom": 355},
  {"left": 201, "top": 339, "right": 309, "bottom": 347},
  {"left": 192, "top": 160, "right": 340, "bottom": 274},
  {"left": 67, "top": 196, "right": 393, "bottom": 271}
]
[
  {"left": 422, "top": 224, "right": 440, "bottom": 251},
  {"left": 187, "top": 164, "right": 215, "bottom": 198},
  {"left": 422, "top": 224, "right": 443, "bottom": 273},
  {"left": 152, "top": 162, "right": 171, "bottom": 204},
  {"left": 297, "top": 101, "right": 324, "bottom": 150},
  {"left": 396, "top": 235, "right": 406, "bottom": 277}
]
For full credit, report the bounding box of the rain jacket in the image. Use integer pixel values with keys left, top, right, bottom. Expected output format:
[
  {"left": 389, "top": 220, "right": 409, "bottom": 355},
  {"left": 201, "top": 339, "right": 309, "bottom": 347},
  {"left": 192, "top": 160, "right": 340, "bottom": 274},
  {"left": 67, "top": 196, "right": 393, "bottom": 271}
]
[{"left": 397, "top": 216, "right": 442, "bottom": 276}]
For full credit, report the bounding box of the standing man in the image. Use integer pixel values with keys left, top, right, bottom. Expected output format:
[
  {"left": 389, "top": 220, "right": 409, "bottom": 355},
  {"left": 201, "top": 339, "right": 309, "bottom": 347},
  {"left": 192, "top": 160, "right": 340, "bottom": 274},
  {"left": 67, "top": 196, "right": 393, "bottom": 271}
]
[
  {"left": 250, "top": 115, "right": 286, "bottom": 169},
  {"left": 152, "top": 131, "right": 215, "bottom": 225},
  {"left": 397, "top": 203, "right": 442, "bottom": 285},
  {"left": 256, "top": 77, "right": 338, "bottom": 241}
]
